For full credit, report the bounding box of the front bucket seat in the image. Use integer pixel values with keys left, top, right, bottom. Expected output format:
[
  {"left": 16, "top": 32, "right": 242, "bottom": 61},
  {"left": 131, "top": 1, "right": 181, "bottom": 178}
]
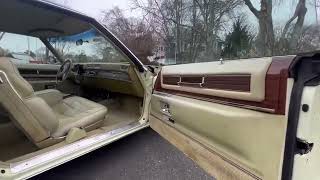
[{"left": 0, "top": 57, "right": 107, "bottom": 148}]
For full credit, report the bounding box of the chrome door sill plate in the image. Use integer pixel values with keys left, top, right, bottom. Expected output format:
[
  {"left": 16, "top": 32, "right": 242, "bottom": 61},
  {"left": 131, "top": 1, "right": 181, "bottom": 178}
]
[{"left": 10, "top": 122, "right": 148, "bottom": 174}]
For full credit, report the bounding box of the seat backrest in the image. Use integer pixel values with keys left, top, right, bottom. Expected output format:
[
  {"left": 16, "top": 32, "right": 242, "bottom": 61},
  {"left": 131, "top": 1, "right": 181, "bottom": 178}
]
[{"left": 0, "top": 57, "right": 58, "bottom": 144}]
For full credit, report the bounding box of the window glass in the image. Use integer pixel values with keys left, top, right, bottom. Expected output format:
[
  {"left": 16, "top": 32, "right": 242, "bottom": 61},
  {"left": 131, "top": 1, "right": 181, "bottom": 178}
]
[
  {"left": 149, "top": 0, "right": 320, "bottom": 65},
  {"left": 0, "top": 32, "right": 58, "bottom": 64},
  {"left": 48, "top": 29, "right": 129, "bottom": 64}
]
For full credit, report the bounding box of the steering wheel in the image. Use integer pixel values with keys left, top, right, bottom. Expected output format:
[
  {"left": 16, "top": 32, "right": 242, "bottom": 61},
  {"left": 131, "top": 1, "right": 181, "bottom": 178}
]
[{"left": 57, "top": 59, "right": 72, "bottom": 82}]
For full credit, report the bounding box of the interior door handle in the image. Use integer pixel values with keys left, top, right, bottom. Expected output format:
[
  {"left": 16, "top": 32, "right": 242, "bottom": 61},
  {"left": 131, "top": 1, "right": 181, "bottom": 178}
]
[
  {"left": 87, "top": 71, "right": 97, "bottom": 76},
  {"left": 178, "top": 77, "right": 205, "bottom": 88},
  {"left": 178, "top": 81, "right": 204, "bottom": 88},
  {"left": 160, "top": 102, "right": 171, "bottom": 117}
]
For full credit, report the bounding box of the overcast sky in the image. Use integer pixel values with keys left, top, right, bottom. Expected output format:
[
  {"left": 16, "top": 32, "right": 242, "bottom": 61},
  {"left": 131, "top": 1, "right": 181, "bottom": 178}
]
[
  {"left": 48, "top": 0, "right": 140, "bottom": 18},
  {"left": 48, "top": 0, "right": 318, "bottom": 25}
]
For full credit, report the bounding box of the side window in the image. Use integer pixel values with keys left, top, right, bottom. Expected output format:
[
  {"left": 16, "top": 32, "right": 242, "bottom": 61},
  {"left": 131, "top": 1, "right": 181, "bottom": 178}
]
[
  {"left": 0, "top": 32, "right": 59, "bottom": 65},
  {"left": 149, "top": 1, "right": 319, "bottom": 66}
]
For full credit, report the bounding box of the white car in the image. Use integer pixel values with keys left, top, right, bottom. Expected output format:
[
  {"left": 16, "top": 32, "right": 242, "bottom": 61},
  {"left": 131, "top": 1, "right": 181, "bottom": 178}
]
[{"left": 0, "top": 0, "right": 318, "bottom": 180}]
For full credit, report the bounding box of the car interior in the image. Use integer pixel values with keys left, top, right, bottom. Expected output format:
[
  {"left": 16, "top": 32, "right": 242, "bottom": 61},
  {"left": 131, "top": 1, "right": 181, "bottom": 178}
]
[
  {"left": 0, "top": 0, "right": 146, "bottom": 162},
  {"left": 2, "top": 1, "right": 320, "bottom": 179}
]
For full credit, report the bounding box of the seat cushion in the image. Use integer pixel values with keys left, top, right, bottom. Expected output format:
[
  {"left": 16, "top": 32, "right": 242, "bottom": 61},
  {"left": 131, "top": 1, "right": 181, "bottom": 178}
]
[{"left": 51, "top": 96, "right": 107, "bottom": 137}]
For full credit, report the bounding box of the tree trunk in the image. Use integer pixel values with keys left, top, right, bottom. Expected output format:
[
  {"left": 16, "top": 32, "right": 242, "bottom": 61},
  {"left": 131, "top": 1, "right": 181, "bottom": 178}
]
[
  {"left": 191, "top": 0, "right": 197, "bottom": 62},
  {"left": 257, "top": 0, "right": 274, "bottom": 56},
  {"left": 290, "top": 0, "right": 307, "bottom": 50},
  {"left": 280, "top": 0, "right": 307, "bottom": 53},
  {"left": 175, "top": 0, "right": 182, "bottom": 64},
  {"left": 207, "top": 0, "right": 216, "bottom": 58}
]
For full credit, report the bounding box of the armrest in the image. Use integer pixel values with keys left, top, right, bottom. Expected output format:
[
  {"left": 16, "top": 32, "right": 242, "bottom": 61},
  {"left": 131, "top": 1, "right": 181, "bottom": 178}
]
[{"left": 35, "top": 89, "right": 63, "bottom": 106}]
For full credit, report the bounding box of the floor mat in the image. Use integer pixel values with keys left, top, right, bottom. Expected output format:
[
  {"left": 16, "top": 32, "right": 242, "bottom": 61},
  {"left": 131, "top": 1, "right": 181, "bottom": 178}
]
[
  {"left": 0, "top": 121, "right": 38, "bottom": 161},
  {"left": 99, "top": 95, "right": 142, "bottom": 127},
  {"left": 0, "top": 140, "right": 38, "bottom": 162}
]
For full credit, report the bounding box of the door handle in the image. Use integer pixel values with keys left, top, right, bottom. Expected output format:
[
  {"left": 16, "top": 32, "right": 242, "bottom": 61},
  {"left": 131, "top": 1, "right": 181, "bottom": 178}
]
[
  {"left": 87, "top": 71, "right": 97, "bottom": 76},
  {"left": 178, "top": 81, "right": 204, "bottom": 88},
  {"left": 160, "top": 102, "right": 171, "bottom": 117},
  {"left": 178, "top": 77, "right": 205, "bottom": 88}
]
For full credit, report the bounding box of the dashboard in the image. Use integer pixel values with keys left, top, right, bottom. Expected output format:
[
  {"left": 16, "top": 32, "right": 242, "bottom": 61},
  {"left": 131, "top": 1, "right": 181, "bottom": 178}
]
[
  {"left": 72, "top": 63, "right": 144, "bottom": 97},
  {"left": 73, "top": 63, "right": 131, "bottom": 82}
]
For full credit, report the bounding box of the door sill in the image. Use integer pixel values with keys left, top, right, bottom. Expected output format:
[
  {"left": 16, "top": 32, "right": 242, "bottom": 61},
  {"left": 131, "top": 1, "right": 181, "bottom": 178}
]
[{"left": 1, "top": 122, "right": 149, "bottom": 180}]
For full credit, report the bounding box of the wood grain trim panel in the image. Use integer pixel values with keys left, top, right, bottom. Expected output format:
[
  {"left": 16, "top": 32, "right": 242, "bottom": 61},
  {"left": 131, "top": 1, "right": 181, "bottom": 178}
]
[
  {"left": 162, "top": 76, "right": 179, "bottom": 85},
  {"left": 155, "top": 56, "right": 295, "bottom": 115},
  {"left": 204, "top": 75, "right": 250, "bottom": 92},
  {"left": 163, "top": 74, "right": 251, "bottom": 92}
]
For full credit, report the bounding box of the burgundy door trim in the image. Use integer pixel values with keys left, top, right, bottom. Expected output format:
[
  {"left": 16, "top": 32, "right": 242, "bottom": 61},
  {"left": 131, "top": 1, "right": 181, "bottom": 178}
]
[{"left": 155, "top": 56, "right": 295, "bottom": 115}]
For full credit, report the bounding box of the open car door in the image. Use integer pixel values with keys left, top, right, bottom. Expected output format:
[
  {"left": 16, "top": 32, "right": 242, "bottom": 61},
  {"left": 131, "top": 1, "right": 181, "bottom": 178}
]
[{"left": 149, "top": 56, "right": 296, "bottom": 180}]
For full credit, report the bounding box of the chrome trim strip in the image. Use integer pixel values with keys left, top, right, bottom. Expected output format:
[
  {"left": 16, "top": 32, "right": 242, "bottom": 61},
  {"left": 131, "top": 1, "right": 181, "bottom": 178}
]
[
  {"left": 153, "top": 91, "right": 172, "bottom": 97},
  {"left": 10, "top": 122, "right": 147, "bottom": 173},
  {"left": 153, "top": 91, "right": 275, "bottom": 113}
]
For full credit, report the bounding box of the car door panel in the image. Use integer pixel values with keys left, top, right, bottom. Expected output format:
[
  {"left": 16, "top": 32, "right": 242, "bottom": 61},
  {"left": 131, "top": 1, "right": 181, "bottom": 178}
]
[
  {"left": 149, "top": 116, "right": 258, "bottom": 180},
  {"left": 16, "top": 64, "right": 60, "bottom": 91},
  {"left": 150, "top": 56, "right": 295, "bottom": 180},
  {"left": 160, "top": 57, "right": 272, "bottom": 102}
]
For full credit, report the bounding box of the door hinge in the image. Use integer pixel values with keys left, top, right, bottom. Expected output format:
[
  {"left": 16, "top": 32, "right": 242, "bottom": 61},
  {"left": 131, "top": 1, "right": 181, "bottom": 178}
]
[{"left": 295, "top": 138, "right": 314, "bottom": 155}]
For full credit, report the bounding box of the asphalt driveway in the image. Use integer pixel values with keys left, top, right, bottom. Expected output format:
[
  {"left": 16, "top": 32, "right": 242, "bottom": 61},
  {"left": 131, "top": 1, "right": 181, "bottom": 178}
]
[{"left": 32, "top": 128, "right": 214, "bottom": 180}]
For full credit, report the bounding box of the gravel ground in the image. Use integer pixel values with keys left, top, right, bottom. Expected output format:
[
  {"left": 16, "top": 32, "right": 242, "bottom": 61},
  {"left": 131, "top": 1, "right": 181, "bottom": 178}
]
[{"left": 32, "top": 128, "right": 214, "bottom": 180}]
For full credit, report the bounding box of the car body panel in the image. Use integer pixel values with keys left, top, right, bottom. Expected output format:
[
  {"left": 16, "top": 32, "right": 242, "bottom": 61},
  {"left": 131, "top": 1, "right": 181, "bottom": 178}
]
[{"left": 292, "top": 86, "right": 320, "bottom": 180}]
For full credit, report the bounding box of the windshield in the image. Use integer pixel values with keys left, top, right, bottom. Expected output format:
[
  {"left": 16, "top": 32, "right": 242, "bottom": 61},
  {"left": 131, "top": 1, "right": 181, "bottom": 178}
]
[{"left": 48, "top": 28, "right": 129, "bottom": 64}]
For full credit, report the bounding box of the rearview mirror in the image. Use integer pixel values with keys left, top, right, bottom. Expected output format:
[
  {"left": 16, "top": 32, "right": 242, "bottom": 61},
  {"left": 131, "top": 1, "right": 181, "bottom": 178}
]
[
  {"left": 48, "top": 56, "right": 58, "bottom": 64},
  {"left": 76, "top": 39, "right": 84, "bottom": 46},
  {"left": 76, "top": 39, "right": 89, "bottom": 46}
]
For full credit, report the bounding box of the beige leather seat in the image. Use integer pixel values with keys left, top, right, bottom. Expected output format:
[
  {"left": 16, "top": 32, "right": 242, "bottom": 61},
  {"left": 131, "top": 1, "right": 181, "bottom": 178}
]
[{"left": 0, "top": 57, "right": 107, "bottom": 148}]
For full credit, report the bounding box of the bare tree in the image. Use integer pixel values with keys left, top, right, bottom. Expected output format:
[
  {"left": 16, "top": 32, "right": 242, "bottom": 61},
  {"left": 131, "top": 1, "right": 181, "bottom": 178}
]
[
  {"left": 244, "top": 0, "right": 310, "bottom": 56},
  {"left": 296, "top": 24, "right": 320, "bottom": 52},
  {"left": 53, "top": 41, "right": 71, "bottom": 58},
  {"left": 280, "top": 0, "right": 308, "bottom": 52},
  {"left": 131, "top": 0, "right": 181, "bottom": 62},
  {"left": 132, "top": 0, "right": 241, "bottom": 63},
  {"left": 194, "top": 0, "right": 241, "bottom": 59},
  {"left": 174, "top": 0, "right": 182, "bottom": 61},
  {"left": 243, "top": 0, "right": 275, "bottom": 56},
  {"left": 101, "top": 7, "right": 157, "bottom": 64}
]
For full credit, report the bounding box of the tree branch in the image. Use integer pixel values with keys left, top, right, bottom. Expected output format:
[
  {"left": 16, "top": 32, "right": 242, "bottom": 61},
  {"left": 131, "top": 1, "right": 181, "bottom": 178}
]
[
  {"left": 280, "top": 0, "right": 307, "bottom": 48},
  {"left": 243, "top": 0, "right": 260, "bottom": 18}
]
